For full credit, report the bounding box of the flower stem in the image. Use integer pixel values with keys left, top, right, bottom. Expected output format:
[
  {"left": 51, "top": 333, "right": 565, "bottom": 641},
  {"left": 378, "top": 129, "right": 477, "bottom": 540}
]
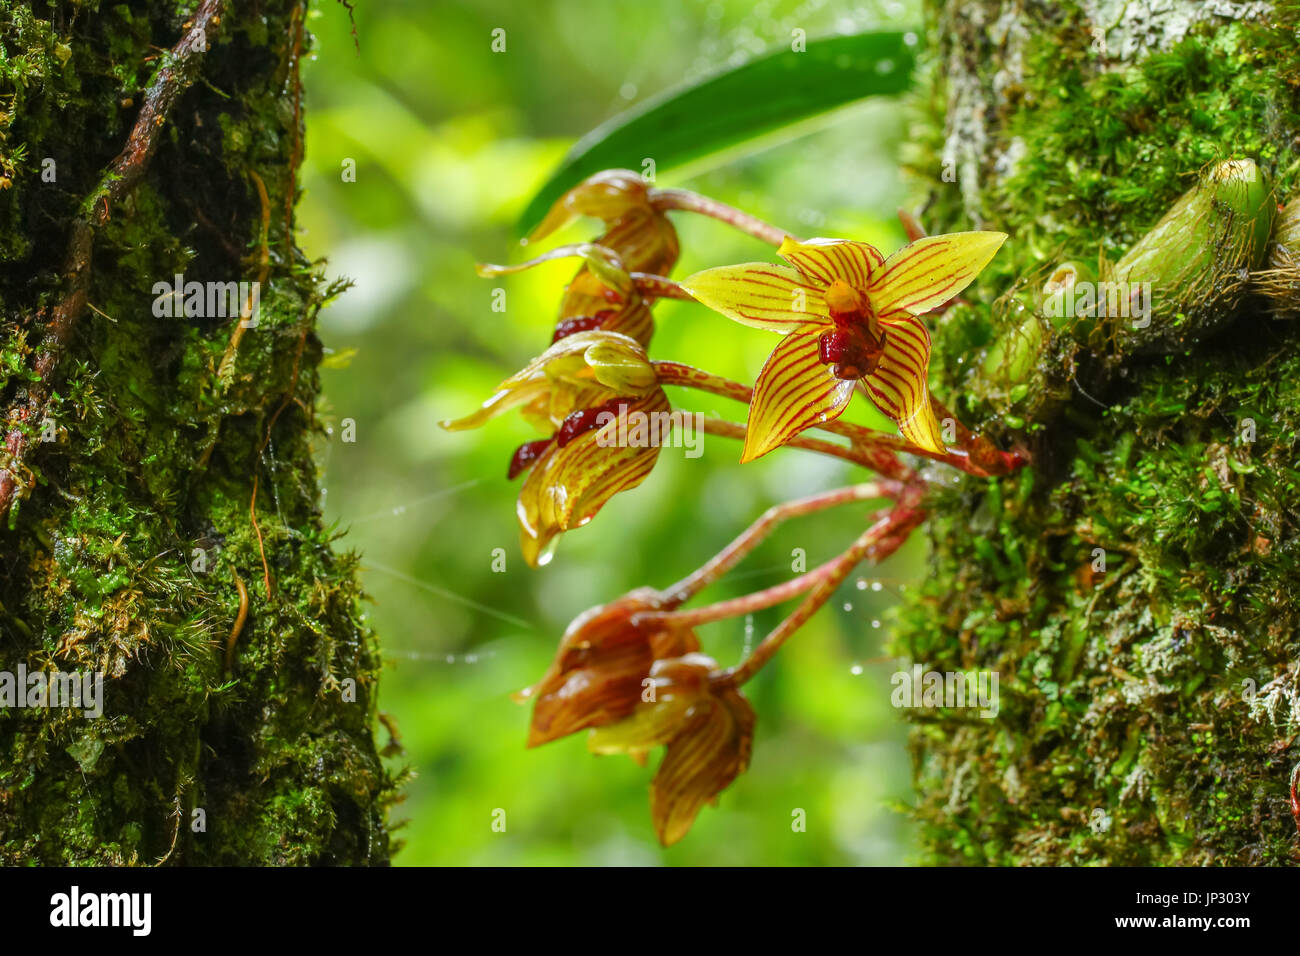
[
  {"left": 649, "top": 188, "right": 793, "bottom": 247},
  {"left": 653, "top": 361, "right": 754, "bottom": 404},
  {"left": 656, "top": 363, "right": 914, "bottom": 478},
  {"left": 700, "top": 416, "right": 895, "bottom": 474},
  {"left": 659, "top": 481, "right": 896, "bottom": 606},
  {"left": 721, "top": 498, "right": 926, "bottom": 687},
  {"left": 630, "top": 273, "right": 695, "bottom": 301},
  {"left": 655, "top": 366, "right": 1023, "bottom": 478},
  {"left": 634, "top": 555, "right": 845, "bottom": 630},
  {"left": 928, "top": 395, "right": 1027, "bottom": 476}
]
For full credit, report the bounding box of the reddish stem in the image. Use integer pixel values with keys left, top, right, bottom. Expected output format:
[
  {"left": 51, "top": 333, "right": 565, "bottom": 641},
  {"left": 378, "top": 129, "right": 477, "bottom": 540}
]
[
  {"left": 634, "top": 555, "right": 846, "bottom": 630},
  {"left": 720, "top": 494, "right": 927, "bottom": 687},
  {"left": 660, "top": 481, "right": 897, "bottom": 606},
  {"left": 649, "top": 188, "right": 793, "bottom": 247},
  {"left": 630, "top": 273, "right": 695, "bottom": 301},
  {"left": 700, "top": 417, "right": 895, "bottom": 475}
]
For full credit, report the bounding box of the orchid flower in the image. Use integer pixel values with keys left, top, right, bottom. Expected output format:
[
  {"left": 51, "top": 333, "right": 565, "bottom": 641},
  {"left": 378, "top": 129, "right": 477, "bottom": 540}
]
[
  {"left": 516, "top": 589, "right": 698, "bottom": 747},
  {"left": 588, "top": 653, "right": 753, "bottom": 846},
  {"left": 516, "top": 590, "right": 752, "bottom": 846},
  {"left": 680, "top": 232, "right": 1006, "bottom": 460},
  {"left": 527, "top": 170, "right": 680, "bottom": 345},
  {"left": 452, "top": 168, "right": 1027, "bottom": 846},
  {"left": 477, "top": 242, "right": 657, "bottom": 346},
  {"left": 440, "top": 330, "right": 668, "bottom": 566}
]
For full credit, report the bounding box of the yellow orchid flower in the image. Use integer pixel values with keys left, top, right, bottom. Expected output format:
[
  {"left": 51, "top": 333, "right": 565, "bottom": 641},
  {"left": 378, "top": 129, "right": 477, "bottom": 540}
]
[
  {"left": 440, "top": 330, "right": 668, "bottom": 566},
  {"left": 680, "top": 232, "right": 1007, "bottom": 460},
  {"left": 478, "top": 242, "right": 656, "bottom": 346},
  {"left": 529, "top": 169, "right": 680, "bottom": 280},
  {"left": 527, "top": 170, "right": 680, "bottom": 346}
]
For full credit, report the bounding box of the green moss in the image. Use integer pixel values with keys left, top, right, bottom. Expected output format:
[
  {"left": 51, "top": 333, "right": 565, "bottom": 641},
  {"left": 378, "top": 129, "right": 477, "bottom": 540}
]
[
  {"left": 0, "top": 2, "right": 393, "bottom": 865},
  {"left": 892, "top": 2, "right": 1300, "bottom": 865}
]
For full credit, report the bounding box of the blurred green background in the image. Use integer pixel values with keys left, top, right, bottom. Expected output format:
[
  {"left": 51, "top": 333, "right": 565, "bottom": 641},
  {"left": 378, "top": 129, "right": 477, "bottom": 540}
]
[{"left": 298, "top": 0, "right": 928, "bottom": 865}]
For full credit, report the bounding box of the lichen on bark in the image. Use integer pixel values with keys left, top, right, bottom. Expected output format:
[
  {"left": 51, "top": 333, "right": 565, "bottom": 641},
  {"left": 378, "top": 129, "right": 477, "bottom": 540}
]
[
  {"left": 892, "top": 0, "right": 1300, "bottom": 864},
  {"left": 0, "top": 1, "right": 394, "bottom": 865}
]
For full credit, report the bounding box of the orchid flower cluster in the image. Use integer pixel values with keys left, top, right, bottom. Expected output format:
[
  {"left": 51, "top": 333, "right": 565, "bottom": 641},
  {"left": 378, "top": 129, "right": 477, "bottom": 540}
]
[{"left": 442, "top": 170, "right": 1024, "bottom": 845}]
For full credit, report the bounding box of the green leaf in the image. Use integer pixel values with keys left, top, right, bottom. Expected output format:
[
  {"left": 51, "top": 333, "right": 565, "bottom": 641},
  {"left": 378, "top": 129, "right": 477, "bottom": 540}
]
[{"left": 519, "top": 30, "right": 921, "bottom": 235}]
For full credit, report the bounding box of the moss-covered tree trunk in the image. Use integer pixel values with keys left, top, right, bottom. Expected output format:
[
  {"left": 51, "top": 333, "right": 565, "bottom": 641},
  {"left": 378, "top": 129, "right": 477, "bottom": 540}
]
[
  {"left": 0, "top": 1, "right": 391, "bottom": 864},
  {"left": 896, "top": 0, "right": 1300, "bottom": 864}
]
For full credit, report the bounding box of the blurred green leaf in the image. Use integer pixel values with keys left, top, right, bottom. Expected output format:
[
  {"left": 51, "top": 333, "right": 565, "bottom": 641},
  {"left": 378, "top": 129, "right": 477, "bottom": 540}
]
[{"left": 519, "top": 30, "right": 920, "bottom": 234}]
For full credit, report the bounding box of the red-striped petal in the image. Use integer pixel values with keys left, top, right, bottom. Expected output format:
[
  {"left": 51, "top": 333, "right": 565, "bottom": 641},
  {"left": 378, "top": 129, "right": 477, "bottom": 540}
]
[
  {"left": 777, "top": 236, "right": 884, "bottom": 288},
  {"left": 869, "top": 231, "right": 1006, "bottom": 316},
  {"left": 742, "top": 326, "right": 856, "bottom": 463},
  {"left": 516, "top": 390, "right": 671, "bottom": 565},
  {"left": 864, "top": 312, "right": 944, "bottom": 452},
  {"left": 651, "top": 685, "right": 754, "bottom": 846},
  {"left": 679, "top": 263, "right": 829, "bottom": 331}
]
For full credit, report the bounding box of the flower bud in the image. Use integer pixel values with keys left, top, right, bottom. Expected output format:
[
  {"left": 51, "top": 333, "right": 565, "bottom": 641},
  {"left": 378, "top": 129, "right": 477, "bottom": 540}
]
[
  {"left": 1108, "top": 158, "right": 1273, "bottom": 353},
  {"left": 528, "top": 170, "right": 651, "bottom": 242},
  {"left": 1040, "top": 260, "right": 1098, "bottom": 338}
]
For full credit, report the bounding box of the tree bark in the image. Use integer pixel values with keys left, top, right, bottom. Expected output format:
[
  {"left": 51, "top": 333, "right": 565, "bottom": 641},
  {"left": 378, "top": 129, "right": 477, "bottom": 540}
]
[
  {"left": 0, "top": 1, "right": 391, "bottom": 865},
  {"left": 898, "top": 0, "right": 1300, "bottom": 864}
]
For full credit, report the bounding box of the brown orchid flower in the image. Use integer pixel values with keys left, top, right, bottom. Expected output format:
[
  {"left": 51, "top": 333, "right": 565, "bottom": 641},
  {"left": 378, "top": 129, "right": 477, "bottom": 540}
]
[
  {"left": 588, "top": 653, "right": 754, "bottom": 846},
  {"left": 516, "top": 589, "right": 699, "bottom": 748}
]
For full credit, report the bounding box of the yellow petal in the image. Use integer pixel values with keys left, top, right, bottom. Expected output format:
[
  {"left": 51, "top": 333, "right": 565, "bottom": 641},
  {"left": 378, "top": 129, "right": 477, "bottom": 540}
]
[
  {"left": 597, "top": 205, "right": 680, "bottom": 279},
  {"left": 864, "top": 312, "right": 944, "bottom": 452},
  {"left": 499, "top": 330, "right": 655, "bottom": 395},
  {"left": 582, "top": 337, "right": 659, "bottom": 393},
  {"left": 741, "top": 326, "right": 856, "bottom": 463},
  {"left": 679, "top": 263, "right": 829, "bottom": 331},
  {"left": 478, "top": 242, "right": 633, "bottom": 297},
  {"left": 555, "top": 271, "right": 656, "bottom": 348},
  {"left": 439, "top": 379, "right": 548, "bottom": 432},
  {"left": 527, "top": 170, "right": 649, "bottom": 243},
  {"left": 869, "top": 231, "right": 1007, "bottom": 316},
  {"left": 517, "top": 390, "right": 670, "bottom": 566},
  {"left": 587, "top": 694, "right": 696, "bottom": 755},
  {"left": 777, "top": 236, "right": 884, "bottom": 288}
]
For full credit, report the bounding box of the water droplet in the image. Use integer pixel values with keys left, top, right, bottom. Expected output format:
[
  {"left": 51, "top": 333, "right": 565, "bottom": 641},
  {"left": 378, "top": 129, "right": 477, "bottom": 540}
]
[
  {"left": 875, "top": 59, "right": 895, "bottom": 75},
  {"left": 535, "top": 538, "right": 559, "bottom": 566},
  {"left": 855, "top": 579, "right": 867, "bottom": 590},
  {"left": 850, "top": 664, "right": 864, "bottom": 676},
  {"left": 904, "top": 31, "right": 919, "bottom": 47},
  {"left": 445, "top": 654, "right": 455, "bottom": 664},
  {"left": 871, "top": 581, "right": 882, "bottom": 592},
  {"left": 619, "top": 82, "right": 638, "bottom": 100},
  {"left": 871, "top": 619, "right": 881, "bottom": 629},
  {"left": 842, "top": 602, "right": 853, "bottom": 611}
]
